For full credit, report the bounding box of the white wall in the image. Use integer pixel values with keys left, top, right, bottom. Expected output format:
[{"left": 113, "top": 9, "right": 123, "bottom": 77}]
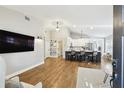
[
  {"left": 44, "top": 31, "right": 50, "bottom": 58},
  {"left": 44, "top": 40, "right": 50, "bottom": 58},
  {"left": 0, "top": 56, "right": 6, "bottom": 87},
  {"left": 0, "top": 7, "right": 44, "bottom": 77},
  {"left": 105, "top": 35, "right": 113, "bottom": 55}
]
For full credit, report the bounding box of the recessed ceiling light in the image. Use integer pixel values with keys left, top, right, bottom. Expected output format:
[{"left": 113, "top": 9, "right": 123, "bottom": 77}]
[
  {"left": 90, "top": 26, "right": 94, "bottom": 30},
  {"left": 73, "top": 25, "right": 76, "bottom": 28}
]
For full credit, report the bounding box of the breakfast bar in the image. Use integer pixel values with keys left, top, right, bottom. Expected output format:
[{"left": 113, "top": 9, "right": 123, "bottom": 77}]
[{"left": 65, "top": 51, "right": 101, "bottom": 62}]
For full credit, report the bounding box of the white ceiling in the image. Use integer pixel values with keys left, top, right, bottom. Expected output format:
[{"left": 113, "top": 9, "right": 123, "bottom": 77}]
[{"left": 4, "top": 5, "right": 113, "bottom": 38}]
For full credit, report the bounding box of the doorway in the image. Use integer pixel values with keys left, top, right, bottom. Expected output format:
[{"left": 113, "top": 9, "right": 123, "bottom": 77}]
[{"left": 58, "top": 41, "right": 63, "bottom": 57}]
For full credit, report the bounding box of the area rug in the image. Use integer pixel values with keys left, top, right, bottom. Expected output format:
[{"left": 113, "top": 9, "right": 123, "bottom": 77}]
[{"left": 76, "top": 67, "right": 111, "bottom": 88}]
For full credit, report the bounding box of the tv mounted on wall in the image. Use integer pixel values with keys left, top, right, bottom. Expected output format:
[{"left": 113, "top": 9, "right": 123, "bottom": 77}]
[{"left": 0, "top": 29, "right": 34, "bottom": 53}]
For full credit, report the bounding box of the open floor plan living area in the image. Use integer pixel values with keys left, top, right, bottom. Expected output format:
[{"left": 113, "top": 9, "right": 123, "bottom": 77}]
[{"left": 0, "top": 5, "right": 124, "bottom": 88}]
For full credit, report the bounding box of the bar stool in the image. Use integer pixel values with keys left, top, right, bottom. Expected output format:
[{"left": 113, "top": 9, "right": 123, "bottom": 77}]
[
  {"left": 80, "top": 51, "right": 85, "bottom": 62},
  {"left": 87, "top": 53, "right": 93, "bottom": 62},
  {"left": 92, "top": 51, "right": 98, "bottom": 63},
  {"left": 76, "top": 52, "right": 81, "bottom": 61},
  {"left": 67, "top": 52, "right": 71, "bottom": 60},
  {"left": 70, "top": 51, "right": 76, "bottom": 61}
]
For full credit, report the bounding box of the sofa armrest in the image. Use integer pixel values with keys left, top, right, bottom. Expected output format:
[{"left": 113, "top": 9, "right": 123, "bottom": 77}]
[{"left": 20, "top": 82, "right": 42, "bottom": 88}]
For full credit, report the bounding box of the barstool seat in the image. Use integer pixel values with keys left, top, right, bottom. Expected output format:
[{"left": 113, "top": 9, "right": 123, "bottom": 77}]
[
  {"left": 80, "top": 51, "right": 85, "bottom": 62},
  {"left": 70, "top": 51, "right": 76, "bottom": 61},
  {"left": 67, "top": 53, "right": 71, "bottom": 60},
  {"left": 87, "top": 54, "right": 93, "bottom": 62},
  {"left": 93, "top": 51, "right": 98, "bottom": 62}
]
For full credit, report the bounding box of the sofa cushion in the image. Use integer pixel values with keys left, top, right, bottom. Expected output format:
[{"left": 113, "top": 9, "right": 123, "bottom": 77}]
[
  {"left": 20, "top": 82, "right": 42, "bottom": 88},
  {"left": 5, "top": 76, "right": 42, "bottom": 88},
  {"left": 5, "top": 76, "right": 21, "bottom": 88}
]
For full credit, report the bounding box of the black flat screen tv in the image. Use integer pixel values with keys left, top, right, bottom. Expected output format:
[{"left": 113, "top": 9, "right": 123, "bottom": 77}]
[{"left": 0, "top": 29, "right": 34, "bottom": 53}]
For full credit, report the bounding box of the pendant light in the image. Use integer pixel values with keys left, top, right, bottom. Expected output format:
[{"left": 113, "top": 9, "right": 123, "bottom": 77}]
[{"left": 56, "top": 21, "right": 60, "bottom": 31}]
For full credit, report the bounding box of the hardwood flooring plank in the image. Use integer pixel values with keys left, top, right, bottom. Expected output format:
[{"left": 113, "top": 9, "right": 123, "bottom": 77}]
[{"left": 19, "top": 57, "right": 100, "bottom": 88}]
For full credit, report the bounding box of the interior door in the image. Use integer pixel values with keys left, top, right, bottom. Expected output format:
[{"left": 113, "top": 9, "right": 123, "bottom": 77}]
[{"left": 113, "top": 5, "right": 124, "bottom": 88}]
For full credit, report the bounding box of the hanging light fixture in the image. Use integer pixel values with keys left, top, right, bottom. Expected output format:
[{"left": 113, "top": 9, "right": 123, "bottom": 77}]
[{"left": 56, "top": 21, "right": 60, "bottom": 31}]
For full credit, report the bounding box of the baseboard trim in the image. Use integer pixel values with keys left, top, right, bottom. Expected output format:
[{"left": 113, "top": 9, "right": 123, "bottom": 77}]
[
  {"left": 6, "top": 61, "right": 44, "bottom": 80},
  {"left": 49, "top": 56, "right": 58, "bottom": 58}
]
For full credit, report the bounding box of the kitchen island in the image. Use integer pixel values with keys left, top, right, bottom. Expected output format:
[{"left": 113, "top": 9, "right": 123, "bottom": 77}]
[{"left": 65, "top": 50, "right": 101, "bottom": 62}]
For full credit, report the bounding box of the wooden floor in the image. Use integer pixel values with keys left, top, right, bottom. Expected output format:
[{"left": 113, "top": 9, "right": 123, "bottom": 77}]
[{"left": 19, "top": 57, "right": 101, "bottom": 88}]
